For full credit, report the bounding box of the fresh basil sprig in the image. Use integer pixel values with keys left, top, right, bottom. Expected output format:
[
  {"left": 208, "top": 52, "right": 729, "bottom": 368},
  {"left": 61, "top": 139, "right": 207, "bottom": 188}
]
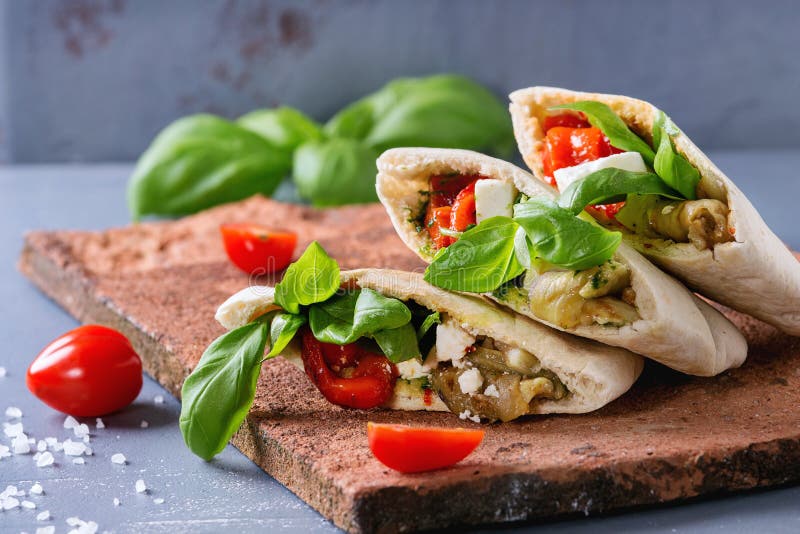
[
  {"left": 425, "top": 200, "right": 622, "bottom": 292},
  {"left": 652, "top": 111, "right": 700, "bottom": 200},
  {"left": 179, "top": 319, "right": 270, "bottom": 460},
  {"left": 425, "top": 217, "right": 525, "bottom": 292},
  {"left": 551, "top": 101, "right": 655, "bottom": 165},
  {"left": 266, "top": 312, "right": 307, "bottom": 357},
  {"left": 274, "top": 241, "right": 340, "bottom": 314},
  {"left": 558, "top": 168, "right": 683, "bottom": 215},
  {"left": 128, "top": 115, "right": 292, "bottom": 220}
]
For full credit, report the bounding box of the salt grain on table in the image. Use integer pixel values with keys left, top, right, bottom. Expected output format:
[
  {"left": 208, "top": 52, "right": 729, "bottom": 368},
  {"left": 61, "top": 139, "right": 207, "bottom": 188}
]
[
  {"left": 22, "top": 500, "right": 36, "bottom": 509},
  {"left": 112, "top": 497, "right": 120, "bottom": 506},
  {"left": 154, "top": 395, "right": 164, "bottom": 404},
  {"left": 63, "top": 439, "right": 87, "bottom": 456},
  {"left": 95, "top": 418, "right": 105, "bottom": 429},
  {"left": 0, "top": 444, "right": 11, "bottom": 459},
  {"left": 73, "top": 457, "right": 86, "bottom": 465},
  {"left": 13, "top": 433, "right": 31, "bottom": 454},
  {"left": 30, "top": 483, "right": 44, "bottom": 495},
  {"left": 135, "top": 479, "right": 147, "bottom": 493},
  {"left": 4, "top": 421, "right": 23, "bottom": 437},
  {"left": 140, "top": 420, "right": 149, "bottom": 428},
  {"left": 0, "top": 366, "right": 6, "bottom": 377},
  {"left": 36, "top": 526, "right": 55, "bottom": 534},
  {"left": 36, "top": 451, "right": 54, "bottom": 467},
  {"left": 111, "top": 453, "right": 126, "bottom": 465},
  {"left": 63, "top": 415, "right": 79, "bottom": 429},
  {"left": 5, "top": 406, "right": 22, "bottom": 418},
  {"left": 37, "top": 510, "right": 50, "bottom": 521}
]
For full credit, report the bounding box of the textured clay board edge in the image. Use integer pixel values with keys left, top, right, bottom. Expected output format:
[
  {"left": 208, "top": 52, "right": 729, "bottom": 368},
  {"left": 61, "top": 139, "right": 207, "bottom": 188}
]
[{"left": 18, "top": 228, "right": 800, "bottom": 533}]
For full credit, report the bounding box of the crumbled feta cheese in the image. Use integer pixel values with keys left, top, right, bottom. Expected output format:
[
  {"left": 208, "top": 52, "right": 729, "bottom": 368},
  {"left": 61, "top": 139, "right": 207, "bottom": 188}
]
[
  {"left": 4, "top": 421, "right": 24, "bottom": 437},
  {"left": 30, "top": 483, "right": 43, "bottom": 495},
  {"left": 135, "top": 479, "right": 147, "bottom": 493},
  {"left": 111, "top": 453, "right": 126, "bottom": 465},
  {"left": 457, "top": 409, "right": 481, "bottom": 423},
  {"left": 5, "top": 406, "right": 22, "bottom": 418},
  {"left": 435, "top": 319, "right": 476, "bottom": 368},
  {"left": 95, "top": 418, "right": 105, "bottom": 429},
  {"left": 13, "top": 432, "right": 31, "bottom": 454},
  {"left": 63, "top": 439, "right": 87, "bottom": 456},
  {"left": 63, "top": 415, "right": 79, "bottom": 429},
  {"left": 396, "top": 359, "right": 431, "bottom": 380},
  {"left": 37, "top": 510, "right": 50, "bottom": 521},
  {"left": 154, "top": 395, "right": 164, "bottom": 404},
  {"left": 483, "top": 384, "right": 500, "bottom": 398},
  {"left": 458, "top": 368, "right": 484, "bottom": 395},
  {"left": 36, "top": 451, "right": 54, "bottom": 467}
]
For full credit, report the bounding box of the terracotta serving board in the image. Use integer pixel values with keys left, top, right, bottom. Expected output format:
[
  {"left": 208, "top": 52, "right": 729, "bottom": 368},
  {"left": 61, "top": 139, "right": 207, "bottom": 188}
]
[{"left": 18, "top": 196, "right": 800, "bottom": 533}]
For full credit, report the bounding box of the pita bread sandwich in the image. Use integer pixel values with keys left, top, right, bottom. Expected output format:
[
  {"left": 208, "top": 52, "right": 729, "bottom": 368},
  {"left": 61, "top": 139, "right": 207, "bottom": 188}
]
[
  {"left": 508, "top": 86, "right": 800, "bottom": 336},
  {"left": 376, "top": 147, "right": 747, "bottom": 376}
]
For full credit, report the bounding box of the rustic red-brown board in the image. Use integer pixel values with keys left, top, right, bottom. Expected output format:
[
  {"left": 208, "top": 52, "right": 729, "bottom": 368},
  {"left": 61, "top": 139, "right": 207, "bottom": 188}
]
[{"left": 18, "top": 197, "right": 800, "bottom": 533}]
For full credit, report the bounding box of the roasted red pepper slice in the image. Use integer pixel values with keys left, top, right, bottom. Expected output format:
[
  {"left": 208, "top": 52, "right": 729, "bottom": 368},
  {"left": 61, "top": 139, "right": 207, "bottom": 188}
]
[
  {"left": 429, "top": 174, "right": 479, "bottom": 209},
  {"left": 450, "top": 181, "right": 477, "bottom": 232},
  {"left": 300, "top": 329, "right": 396, "bottom": 409},
  {"left": 425, "top": 204, "right": 454, "bottom": 249}
]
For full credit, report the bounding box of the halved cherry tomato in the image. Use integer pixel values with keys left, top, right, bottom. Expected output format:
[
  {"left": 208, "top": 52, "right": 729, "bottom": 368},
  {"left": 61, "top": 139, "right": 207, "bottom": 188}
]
[
  {"left": 367, "top": 422, "right": 485, "bottom": 473},
  {"left": 300, "top": 329, "right": 396, "bottom": 409},
  {"left": 27, "top": 325, "right": 143, "bottom": 417},
  {"left": 450, "top": 181, "right": 477, "bottom": 232},
  {"left": 220, "top": 223, "right": 297, "bottom": 275},
  {"left": 542, "top": 113, "right": 590, "bottom": 131}
]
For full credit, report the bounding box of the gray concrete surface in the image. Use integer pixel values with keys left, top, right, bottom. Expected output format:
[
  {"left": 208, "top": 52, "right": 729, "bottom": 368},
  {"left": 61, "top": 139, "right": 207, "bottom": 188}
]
[
  {"left": 2, "top": 0, "right": 800, "bottom": 163},
  {"left": 1, "top": 151, "right": 800, "bottom": 532}
]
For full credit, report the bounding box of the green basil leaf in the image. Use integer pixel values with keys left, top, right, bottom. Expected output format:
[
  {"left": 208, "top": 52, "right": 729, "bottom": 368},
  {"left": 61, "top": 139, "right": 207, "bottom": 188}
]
[
  {"left": 558, "top": 168, "right": 684, "bottom": 214},
  {"left": 274, "top": 241, "right": 340, "bottom": 314},
  {"left": 292, "top": 138, "right": 380, "bottom": 207},
  {"left": 416, "top": 311, "right": 441, "bottom": 341},
  {"left": 309, "top": 289, "right": 412, "bottom": 345},
  {"left": 653, "top": 126, "right": 700, "bottom": 200},
  {"left": 266, "top": 312, "right": 307, "bottom": 357},
  {"left": 325, "top": 75, "right": 514, "bottom": 157},
  {"left": 237, "top": 107, "right": 324, "bottom": 153},
  {"left": 514, "top": 199, "right": 622, "bottom": 270},
  {"left": 179, "top": 320, "right": 269, "bottom": 460},
  {"left": 308, "top": 291, "right": 359, "bottom": 344},
  {"left": 551, "top": 101, "right": 655, "bottom": 166},
  {"left": 424, "top": 216, "right": 525, "bottom": 292},
  {"left": 513, "top": 225, "right": 532, "bottom": 270},
  {"left": 127, "top": 114, "right": 292, "bottom": 220},
  {"left": 373, "top": 323, "right": 420, "bottom": 363}
]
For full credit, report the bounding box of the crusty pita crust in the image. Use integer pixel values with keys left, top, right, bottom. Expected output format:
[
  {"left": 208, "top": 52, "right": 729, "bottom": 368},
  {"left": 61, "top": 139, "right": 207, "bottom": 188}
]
[
  {"left": 216, "top": 270, "right": 644, "bottom": 415},
  {"left": 376, "top": 148, "right": 747, "bottom": 376},
  {"left": 509, "top": 86, "right": 800, "bottom": 336}
]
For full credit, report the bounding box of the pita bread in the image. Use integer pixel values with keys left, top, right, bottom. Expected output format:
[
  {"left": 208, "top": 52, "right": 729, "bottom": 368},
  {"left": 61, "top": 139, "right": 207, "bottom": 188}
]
[
  {"left": 509, "top": 86, "right": 800, "bottom": 336},
  {"left": 216, "top": 269, "right": 643, "bottom": 416},
  {"left": 376, "top": 147, "right": 747, "bottom": 376}
]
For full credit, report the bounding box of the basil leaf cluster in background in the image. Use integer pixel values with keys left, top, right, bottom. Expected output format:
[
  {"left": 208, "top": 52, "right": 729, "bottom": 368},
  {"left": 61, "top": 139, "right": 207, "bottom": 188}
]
[
  {"left": 179, "top": 241, "right": 424, "bottom": 460},
  {"left": 424, "top": 199, "right": 621, "bottom": 292},
  {"left": 547, "top": 102, "right": 703, "bottom": 220},
  {"left": 128, "top": 75, "right": 514, "bottom": 218}
]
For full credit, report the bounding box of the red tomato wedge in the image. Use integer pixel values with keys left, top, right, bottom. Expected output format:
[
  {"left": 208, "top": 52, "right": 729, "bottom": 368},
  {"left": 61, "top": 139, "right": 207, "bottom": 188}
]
[
  {"left": 367, "top": 422, "right": 485, "bottom": 473},
  {"left": 220, "top": 223, "right": 297, "bottom": 275},
  {"left": 27, "top": 325, "right": 143, "bottom": 417}
]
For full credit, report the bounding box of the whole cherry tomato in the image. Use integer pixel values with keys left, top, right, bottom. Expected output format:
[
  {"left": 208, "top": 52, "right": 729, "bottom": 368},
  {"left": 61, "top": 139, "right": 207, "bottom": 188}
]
[
  {"left": 300, "top": 329, "right": 396, "bottom": 409},
  {"left": 27, "top": 325, "right": 143, "bottom": 417},
  {"left": 367, "top": 422, "right": 485, "bottom": 473},
  {"left": 220, "top": 223, "right": 297, "bottom": 275}
]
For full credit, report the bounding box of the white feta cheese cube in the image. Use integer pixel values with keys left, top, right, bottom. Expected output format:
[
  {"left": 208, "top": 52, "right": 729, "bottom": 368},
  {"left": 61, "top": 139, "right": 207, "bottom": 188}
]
[
  {"left": 475, "top": 179, "right": 517, "bottom": 223},
  {"left": 553, "top": 152, "right": 647, "bottom": 192},
  {"left": 458, "top": 368, "right": 484, "bottom": 395}
]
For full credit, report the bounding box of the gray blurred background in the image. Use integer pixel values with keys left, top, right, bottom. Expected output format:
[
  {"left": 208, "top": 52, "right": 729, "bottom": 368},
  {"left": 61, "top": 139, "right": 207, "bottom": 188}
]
[{"left": 1, "top": 0, "right": 799, "bottom": 164}]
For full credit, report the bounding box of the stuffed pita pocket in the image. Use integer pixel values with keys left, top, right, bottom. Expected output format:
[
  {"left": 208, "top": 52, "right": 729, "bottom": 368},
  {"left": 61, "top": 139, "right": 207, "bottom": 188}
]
[
  {"left": 509, "top": 86, "right": 800, "bottom": 336},
  {"left": 179, "top": 243, "right": 643, "bottom": 459},
  {"left": 376, "top": 147, "right": 746, "bottom": 376}
]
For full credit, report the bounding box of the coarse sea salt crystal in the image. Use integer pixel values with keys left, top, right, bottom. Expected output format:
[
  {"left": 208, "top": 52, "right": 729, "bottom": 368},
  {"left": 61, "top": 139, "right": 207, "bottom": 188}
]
[
  {"left": 63, "top": 415, "right": 79, "bottom": 429},
  {"left": 5, "top": 406, "right": 22, "bottom": 418},
  {"left": 66, "top": 516, "right": 82, "bottom": 526},
  {"left": 37, "top": 526, "right": 56, "bottom": 534},
  {"left": 63, "top": 439, "right": 87, "bottom": 456},
  {"left": 135, "top": 479, "right": 147, "bottom": 493},
  {"left": 37, "top": 440, "right": 47, "bottom": 452},
  {"left": 112, "top": 497, "right": 120, "bottom": 506},
  {"left": 2, "top": 496, "right": 20, "bottom": 510},
  {"left": 13, "top": 433, "right": 32, "bottom": 454},
  {"left": 0, "top": 367, "right": 6, "bottom": 377},
  {"left": 140, "top": 420, "right": 149, "bottom": 428},
  {"left": 30, "top": 483, "right": 43, "bottom": 495},
  {"left": 37, "top": 510, "right": 50, "bottom": 521},
  {"left": 0, "top": 444, "right": 10, "bottom": 459},
  {"left": 73, "top": 423, "right": 90, "bottom": 438},
  {"left": 22, "top": 499, "right": 36, "bottom": 509},
  {"left": 1, "top": 485, "right": 16, "bottom": 498},
  {"left": 154, "top": 395, "right": 164, "bottom": 404},
  {"left": 4, "top": 421, "right": 24, "bottom": 437},
  {"left": 153, "top": 497, "right": 164, "bottom": 504},
  {"left": 111, "top": 453, "right": 126, "bottom": 465},
  {"left": 84, "top": 446, "right": 93, "bottom": 456},
  {"left": 73, "top": 457, "right": 85, "bottom": 465},
  {"left": 95, "top": 418, "right": 105, "bottom": 429},
  {"left": 36, "top": 451, "right": 55, "bottom": 467}
]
